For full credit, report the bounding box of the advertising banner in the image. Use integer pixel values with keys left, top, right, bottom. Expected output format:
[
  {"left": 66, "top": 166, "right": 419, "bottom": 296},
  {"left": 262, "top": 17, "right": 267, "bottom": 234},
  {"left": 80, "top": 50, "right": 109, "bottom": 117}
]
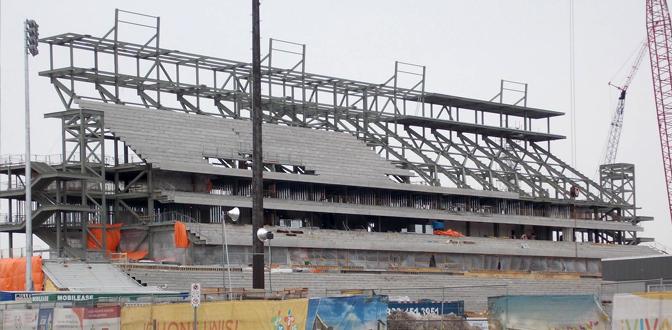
[
  {"left": 488, "top": 295, "right": 608, "bottom": 330},
  {"left": 306, "top": 295, "right": 388, "bottom": 330},
  {"left": 612, "top": 292, "right": 672, "bottom": 330},
  {"left": 35, "top": 307, "right": 120, "bottom": 330},
  {"left": 2, "top": 309, "right": 38, "bottom": 330},
  {"left": 121, "top": 299, "right": 308, "bottom": 330},
  {"left": 387, "top": 300, "right": 464, "bottom": 317}
]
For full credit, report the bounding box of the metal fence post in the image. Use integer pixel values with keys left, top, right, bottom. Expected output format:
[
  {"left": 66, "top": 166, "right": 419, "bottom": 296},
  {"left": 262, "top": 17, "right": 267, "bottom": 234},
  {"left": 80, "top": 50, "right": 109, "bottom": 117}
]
[{"left": 441, "top": 287, "right": 445, "bottom": 330}]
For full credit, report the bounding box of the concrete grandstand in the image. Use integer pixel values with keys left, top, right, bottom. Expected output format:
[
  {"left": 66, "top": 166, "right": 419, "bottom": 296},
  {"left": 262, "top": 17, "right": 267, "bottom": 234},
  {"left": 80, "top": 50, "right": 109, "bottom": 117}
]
[{"left": 0, "top": 10, "right": 665, "bottom": 312}]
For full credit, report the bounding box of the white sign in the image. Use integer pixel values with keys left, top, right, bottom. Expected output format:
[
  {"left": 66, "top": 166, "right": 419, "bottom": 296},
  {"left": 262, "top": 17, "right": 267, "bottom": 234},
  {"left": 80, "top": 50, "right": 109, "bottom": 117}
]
[
  {"left": 190, "top": 282, "right": 201, "bottom": 307},
  {"left": 612, "top": 293, "right": 672, "bottom": 329}
]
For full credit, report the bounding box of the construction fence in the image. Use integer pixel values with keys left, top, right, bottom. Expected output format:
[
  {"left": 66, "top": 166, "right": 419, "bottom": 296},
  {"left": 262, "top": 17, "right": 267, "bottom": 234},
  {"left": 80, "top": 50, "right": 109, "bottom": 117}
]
[
  {"left": 0, "top": 291, "right": 670, "bottom": 329},
  {"left": 0, "top": 295, "right": 389, "bottom": 330}
]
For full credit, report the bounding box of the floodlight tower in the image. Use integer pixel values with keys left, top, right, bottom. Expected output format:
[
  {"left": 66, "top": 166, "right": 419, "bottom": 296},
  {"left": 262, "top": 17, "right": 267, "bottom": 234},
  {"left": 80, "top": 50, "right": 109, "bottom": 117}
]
[{"left": 24, "top": 19, "right": 38, "bottom": 291}]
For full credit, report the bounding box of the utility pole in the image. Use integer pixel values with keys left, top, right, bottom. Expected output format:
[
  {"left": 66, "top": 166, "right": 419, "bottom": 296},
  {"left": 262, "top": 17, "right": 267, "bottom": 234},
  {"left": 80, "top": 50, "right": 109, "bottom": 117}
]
[
  {"left": 251, "top": 0, "right": 265, "bottom": 289},
  {"left": 24, "top": 19, "right": 39, "bottom": 291}
]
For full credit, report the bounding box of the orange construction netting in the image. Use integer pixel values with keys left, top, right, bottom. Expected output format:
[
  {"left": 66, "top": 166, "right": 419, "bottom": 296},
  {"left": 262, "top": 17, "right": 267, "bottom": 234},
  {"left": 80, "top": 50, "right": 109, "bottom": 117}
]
[
  {"left": 174, "top": 221, "right": 189, "bottom": 248},
  {"left": 86, "top": 223, "right": 122, "bottom": 252},
  {"left": 434, "top": 229, "right": 465, "bottom": 237},
  {"left": 0, "top": 256, "right": 44, "bottom": 291}
]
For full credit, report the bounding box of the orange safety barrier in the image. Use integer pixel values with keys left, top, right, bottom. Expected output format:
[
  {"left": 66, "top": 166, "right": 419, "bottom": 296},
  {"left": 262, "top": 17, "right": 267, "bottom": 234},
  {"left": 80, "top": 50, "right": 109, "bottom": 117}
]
[
  {"left": 434, "top": 229, "right": 465, "bottom": 237},
  {"left": 174, "top": 221, "right": 189, "bottom": 248},
  {"left": 0, "top": 256, "right": 44, "bottom": 291},
  {"left": 87, "top": 223, "right": 123, "bottom": 252}
]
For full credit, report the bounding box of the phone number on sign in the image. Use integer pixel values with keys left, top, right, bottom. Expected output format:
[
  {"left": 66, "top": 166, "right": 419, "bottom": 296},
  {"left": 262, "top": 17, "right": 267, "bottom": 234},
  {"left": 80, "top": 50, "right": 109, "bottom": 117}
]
[{"left": 387, "top": 307, "right": 440, "bottom": 315}]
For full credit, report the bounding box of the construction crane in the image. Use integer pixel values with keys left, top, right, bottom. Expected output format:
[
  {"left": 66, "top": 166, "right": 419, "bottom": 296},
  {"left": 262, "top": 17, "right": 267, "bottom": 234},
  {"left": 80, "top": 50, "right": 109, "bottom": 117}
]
[
  {"left": 646, "top": 0, "right": 672, "bottom": 223},
  {"left": 602, "top": 43, "right": 648, "bottom": 165}
]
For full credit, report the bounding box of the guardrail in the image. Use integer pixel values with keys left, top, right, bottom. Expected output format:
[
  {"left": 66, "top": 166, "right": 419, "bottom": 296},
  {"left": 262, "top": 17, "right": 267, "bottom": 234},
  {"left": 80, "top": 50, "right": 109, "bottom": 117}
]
[
  {"left": 0, "top": 248, "right": 51, "bottom": 259},
  {"left": 0, "top": 154, "right": 63, "bottom": 165},
  {"left": 0, "top": 213, "right": 27, "bottom": 225}
]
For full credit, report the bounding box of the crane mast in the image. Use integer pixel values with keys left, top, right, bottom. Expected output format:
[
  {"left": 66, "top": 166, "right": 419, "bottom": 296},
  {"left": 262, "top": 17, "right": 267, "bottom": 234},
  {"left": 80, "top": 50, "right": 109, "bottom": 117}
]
[
  {"left": 602, "top": 43, "right": 647, "bottom": 165},
  {"left": 646, "top": 0, "right": 672, "bottom": 223}
]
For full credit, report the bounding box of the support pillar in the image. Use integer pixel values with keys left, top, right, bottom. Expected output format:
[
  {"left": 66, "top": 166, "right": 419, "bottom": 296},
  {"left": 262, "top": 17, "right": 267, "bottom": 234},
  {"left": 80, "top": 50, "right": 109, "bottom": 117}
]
[{"left": 8, "top": 233, "right": 13, "bottom": 258}]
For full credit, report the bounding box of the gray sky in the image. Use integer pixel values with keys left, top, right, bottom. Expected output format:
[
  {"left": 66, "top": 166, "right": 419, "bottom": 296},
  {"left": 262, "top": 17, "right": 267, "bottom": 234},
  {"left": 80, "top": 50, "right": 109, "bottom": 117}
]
[{"left": 1, "top": 0, "right": 670, "bottom": 250}]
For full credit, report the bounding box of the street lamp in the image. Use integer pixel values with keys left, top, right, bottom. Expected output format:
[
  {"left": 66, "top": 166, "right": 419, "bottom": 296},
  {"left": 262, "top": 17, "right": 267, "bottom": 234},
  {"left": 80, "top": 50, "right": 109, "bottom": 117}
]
[
  {"left": 221, "top": 207, "right": 239, "bottom": 299},
  {"left": 256, "top": 228, "right": 274, "bottom": 294},
  {"left": 23, "top": 19, "right": 38, "bottom": 291}
]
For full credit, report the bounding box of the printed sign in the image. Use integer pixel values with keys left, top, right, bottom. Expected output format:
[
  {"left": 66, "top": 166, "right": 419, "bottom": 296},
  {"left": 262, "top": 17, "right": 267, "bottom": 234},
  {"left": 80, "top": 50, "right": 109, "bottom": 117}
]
[
  {"left": 2, "top": 309, "right": 38, "bottom": 330},
  {"left": 612, "top": 292, "right": 672, "bottom": 330},
  {"left": 306, "top": 295, "right": 388, "bottom": 330},
  {"left": 120, "top": 299, "right": 308, "bottom": 330},
  {"left": 488, "top": 295, "right": 608, "bottom": 330},
  {"left": 190, "top": 283, "right": 201, "bottom": 307}
]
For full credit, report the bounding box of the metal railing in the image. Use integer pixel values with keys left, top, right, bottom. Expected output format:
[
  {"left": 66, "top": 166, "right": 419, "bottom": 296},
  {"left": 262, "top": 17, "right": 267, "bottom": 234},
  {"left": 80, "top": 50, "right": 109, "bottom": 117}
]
[
  {"left": 0, "top": 247, "right": 51, "bottom": 259},
  {"left": 0, "top": 213, "right": 26, "bottom": 225},
  {"left": 0, "top": 154, "right": 63, "bottom": 165},
  {"left": 137, "top": 211, "right": 199, "bottom": 224},
  {"left": 642, "top": 241, "right": 672, "bottom": 254},
  {"left": 0, "top": 179, "right": 25, "bottom": 190},
  {"left": 599, "top": 278, "right": 672, "bottom": 301}
]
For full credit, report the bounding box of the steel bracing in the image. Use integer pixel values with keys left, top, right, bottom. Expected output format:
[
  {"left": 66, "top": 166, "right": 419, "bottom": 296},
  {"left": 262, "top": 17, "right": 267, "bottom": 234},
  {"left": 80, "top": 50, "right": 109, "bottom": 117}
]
[{"left": 35, "top": 10, "right": 642, "bottom": 244}]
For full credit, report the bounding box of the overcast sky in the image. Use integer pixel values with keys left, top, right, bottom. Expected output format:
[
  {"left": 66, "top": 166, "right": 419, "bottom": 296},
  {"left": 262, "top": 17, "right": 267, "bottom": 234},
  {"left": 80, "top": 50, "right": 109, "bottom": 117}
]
[{"left": 1, "top": 0, "right": 670, "bottom": 250}]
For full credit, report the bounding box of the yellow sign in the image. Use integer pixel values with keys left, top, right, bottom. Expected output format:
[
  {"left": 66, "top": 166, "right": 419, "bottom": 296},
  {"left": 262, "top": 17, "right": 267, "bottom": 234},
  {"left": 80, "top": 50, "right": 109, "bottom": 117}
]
[{"left": 121, "top": 299, "right": 308, "bottom": 330}]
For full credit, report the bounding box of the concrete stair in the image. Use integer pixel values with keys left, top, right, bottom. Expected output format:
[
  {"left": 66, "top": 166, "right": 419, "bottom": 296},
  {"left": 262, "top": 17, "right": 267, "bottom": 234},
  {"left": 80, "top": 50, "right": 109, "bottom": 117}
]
[{"left": 185, "top": 223, "right": 659, "bottom": 260}]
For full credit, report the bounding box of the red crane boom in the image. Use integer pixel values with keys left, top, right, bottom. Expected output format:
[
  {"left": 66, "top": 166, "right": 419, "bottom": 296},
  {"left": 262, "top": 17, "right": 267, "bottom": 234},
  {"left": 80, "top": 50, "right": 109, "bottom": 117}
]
[{"left": 646, "top": 0, "right": 672, "bottom": 222}]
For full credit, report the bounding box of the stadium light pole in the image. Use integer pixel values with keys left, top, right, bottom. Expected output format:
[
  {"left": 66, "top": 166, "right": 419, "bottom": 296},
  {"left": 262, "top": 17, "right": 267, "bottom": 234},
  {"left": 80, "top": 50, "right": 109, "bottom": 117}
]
[
  {"left": 24, "top": 19, "right": 39, "bottom": 291},
  {"left": 251, "top": 0, "right": 265, "bottom": 289},
  {"left": 221, "top": 207, "right": 239, "bottom": 299}
]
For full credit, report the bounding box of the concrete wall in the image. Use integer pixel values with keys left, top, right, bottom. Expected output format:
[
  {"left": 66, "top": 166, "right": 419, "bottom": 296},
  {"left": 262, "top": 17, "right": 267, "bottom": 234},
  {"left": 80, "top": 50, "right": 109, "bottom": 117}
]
[
  {"left": 603, "top": 255, "right": 672, "bottom": 281},
  {"left": 190, "top": 244, "right": 601, "bottom": 274},
  {"left": 154, "top": 170, "right": 211, "bottom": 193}
]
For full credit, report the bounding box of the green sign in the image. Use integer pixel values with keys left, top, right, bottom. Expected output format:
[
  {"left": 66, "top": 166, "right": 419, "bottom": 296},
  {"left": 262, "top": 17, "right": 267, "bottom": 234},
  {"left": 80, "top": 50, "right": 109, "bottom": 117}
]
[{"left": 30, "top": 292, "right": 186, "bottom": 303}]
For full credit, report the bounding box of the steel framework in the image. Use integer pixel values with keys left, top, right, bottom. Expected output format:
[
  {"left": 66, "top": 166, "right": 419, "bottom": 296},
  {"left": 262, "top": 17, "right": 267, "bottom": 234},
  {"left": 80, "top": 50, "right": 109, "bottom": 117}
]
[
  {"left": 36, "top": 10, "right": 642, "bottom": 236},
  {"left": 646, "top": 0, "right": 672, "bottom": 223}
]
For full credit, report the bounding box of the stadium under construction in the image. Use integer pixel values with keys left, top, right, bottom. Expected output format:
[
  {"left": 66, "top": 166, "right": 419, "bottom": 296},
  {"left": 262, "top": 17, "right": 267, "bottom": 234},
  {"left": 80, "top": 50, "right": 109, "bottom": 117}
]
[{"left": 0, "top": 10, "right": 665, "bottom": 312}]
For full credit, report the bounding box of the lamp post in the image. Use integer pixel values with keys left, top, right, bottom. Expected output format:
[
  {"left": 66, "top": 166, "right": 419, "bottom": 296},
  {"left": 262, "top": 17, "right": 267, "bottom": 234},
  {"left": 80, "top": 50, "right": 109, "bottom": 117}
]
[
  {"left": 256, "top": 228, "right": 274, "bottom": 294},
  {"left": 23, "top": 19, "right": 38, "bottom": 291},
  {"left": 221, "top": 207, "right": 239, "bottom": 300}
]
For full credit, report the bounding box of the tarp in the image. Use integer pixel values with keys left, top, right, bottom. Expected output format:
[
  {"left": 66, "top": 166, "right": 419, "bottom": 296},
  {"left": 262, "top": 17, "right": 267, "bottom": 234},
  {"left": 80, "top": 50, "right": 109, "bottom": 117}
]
[
  {"left": 488, "top": 295, "right": 608, "bottom": 330},
  {"left": 174, "top": 221, "right": 189, "bottom": 248},
  {"left": 86, "top": 224, "right": 122, "bottom": 252},
  {"left": 121, "top": 298, "right": 308, "bottom": 330},
  {"left": 434, "top": 229, "right": 464, "bottom": 237},
  {"left": 306, "top": 295, "right": 388, "bottom": 330},
  {"left": 124, "top": 250, "right": 149, "bottom": 261},
  {"left": 612, "top": 292, "right": 672, "bottom": 330},
  {"left": 0, "top": 256, "right": 44, "bottom": 291}
]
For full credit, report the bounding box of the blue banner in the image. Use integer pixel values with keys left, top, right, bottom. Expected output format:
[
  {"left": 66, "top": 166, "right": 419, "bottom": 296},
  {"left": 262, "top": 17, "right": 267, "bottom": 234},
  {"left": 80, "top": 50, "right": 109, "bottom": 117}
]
[
  {"left": 37, "top": 308, "right": 54, "bottom": 330},
  {"left": 0, "top": 291, "right": 33, "bottom": 302}
]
